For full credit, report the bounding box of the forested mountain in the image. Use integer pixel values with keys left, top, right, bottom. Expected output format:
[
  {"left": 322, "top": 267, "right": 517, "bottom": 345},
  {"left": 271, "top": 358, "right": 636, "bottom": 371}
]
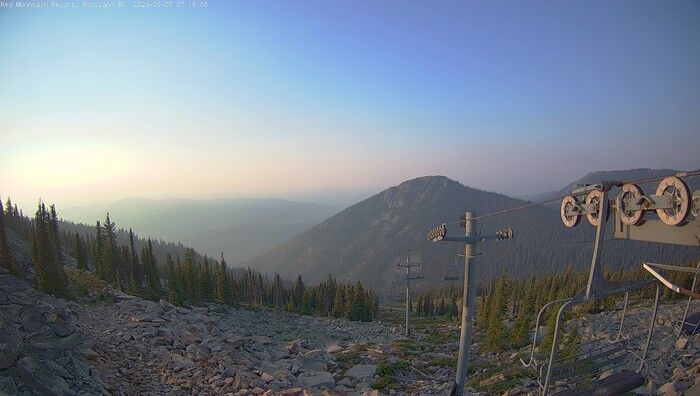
[
  {"left": 60, "top": 197, "right": 337, "bottom": 264},
  {"left": 0, "top": 197, "right": 379, "bottom": 322},
  {"left": 248, "top": 175, "right": 698, "bottom": 293}
]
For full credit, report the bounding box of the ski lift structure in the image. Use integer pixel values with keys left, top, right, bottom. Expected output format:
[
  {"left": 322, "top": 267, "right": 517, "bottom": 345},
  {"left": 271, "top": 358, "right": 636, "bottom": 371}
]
[
  {"left": 521, "top": 173, "right": 699, "bottom": 395},
  {"left": 643, "top": 261, "right": 700, "bottom": 336},
  {"left": 427, "top": 214, "right": 515, "bottom": 396},
  {"left": 397, "top": 250, "right": 424, "bottom": 337},
  {"left": 443, "top": 253, "right": 466, "bottom": 281}
]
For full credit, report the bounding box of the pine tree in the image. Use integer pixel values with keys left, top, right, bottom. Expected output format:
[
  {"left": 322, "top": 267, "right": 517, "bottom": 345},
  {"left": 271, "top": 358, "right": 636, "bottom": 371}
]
[
  {"left": 182, "top": 248, "right": 198, "bottom": 301},
  {"left": 423, "top": 291, "right": 433, "bottom": 317},
  {"left": 292, "top": 275, "right": 305, "bottom": 310},
  {"left": 32, "top": 202, "right": 71, "bottom": 299},
  {"left": 482, "top": 274, "right": 508, "bottom": 352},
  {"left": 128, "top": 272, "right": 139, "bottom": 295},
  {"left": 141, "top": 239, "right": 160, "bottom": 299},
  {"left": 94, "top": 221, "right": 103, "bottom": 275},
  {"left": 510, "top": 277, "right": 536, "bottom": 347},
  {"left": 199, "top": 256, "right": 213, "bottom": 301},
  {"left": 561, "top": 320, "right": 580, "bottom": 359},
  {"left": 273, "top": 274, "right": 285, "bottom": 309},
  {"left": 540, "top": 305, "right": 559, "bottom": 353},
  {"left": 301, "top": 289, "right": 313, "bottom": 315},
  {"left": 49, "top": 204, "right": 61, "bottom": 251},
  {"left": 477, "top": 284, "right": 492, "bottom": 331},
  {"left": 128, "top": 229, "right": 141, "bottom": 289},
  {"left": 98, "top": 213, "right": 120, "bottom": 286},
  {"left": 4, "top": 197, "right": 13, "bottom": 229},
  {"left": 437, "top": 298, "right": 447, "bottom": 317},
  {"left": 215, "top": 252, "right": 233, "bottom": 305},
  {"left": 449, "top": 295, "right": 459, "bottom": 319},
  {"left": 73, "top": 233, "right": 88, "bottom": 270},
  {"left": 166, "top": 253, "right": 185, "bottom": 306},
  {"left": 331, "top": 286, "right": 345, "bottom": 318},
  {"left": 0, "top": 199, "right": 19, "bottom": 275}
]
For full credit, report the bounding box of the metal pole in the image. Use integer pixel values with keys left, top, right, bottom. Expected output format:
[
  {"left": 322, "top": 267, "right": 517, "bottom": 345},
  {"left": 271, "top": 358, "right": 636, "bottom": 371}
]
[
  {"left": 542, "top": 300, "right": 573, "bottom": 396},
  {"left": 586, "top": 189, "right": 608, "bottom": 299},
  {"left": 613, "top": 291, "right": 629, "bottom": 342},
  {"left": 678, "top": 260, "right": 700, "bottom": 335},
  {"left": 639, "top": 284, "right": 660, "bottom": 372},
  {"left": 520, "top": 297, "right": 573, "bottom": 368},
  {"left": 454, "top": 211, "right": 476, "bottom": 395},
  {"left": 406, "top": 250, "right": 411, "bottom": 338}
]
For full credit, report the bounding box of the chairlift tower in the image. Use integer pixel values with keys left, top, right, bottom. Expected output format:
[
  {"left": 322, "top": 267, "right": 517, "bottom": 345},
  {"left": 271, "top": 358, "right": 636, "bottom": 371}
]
[
  {"left": 522, "top": 173, "right": 700, "bottom": 395},
  {"left": 426, "top": 212, "right": 514, "bottom": 396},
  {"left": 397, "top": 250, "right": 423, "bottom": 337}
]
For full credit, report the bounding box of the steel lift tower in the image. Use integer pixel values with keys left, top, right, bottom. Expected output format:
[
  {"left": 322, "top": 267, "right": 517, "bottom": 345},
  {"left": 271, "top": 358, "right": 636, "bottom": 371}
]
[
  {"left": 426, "top": 213, "right": 514, "bottom": 396},
  {"left": 397, "top": 250, "right": 423, "bottom": 337}
]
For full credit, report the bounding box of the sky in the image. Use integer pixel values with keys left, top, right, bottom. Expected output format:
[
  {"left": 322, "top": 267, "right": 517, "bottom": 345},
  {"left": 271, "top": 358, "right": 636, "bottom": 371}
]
[{"left": 1, "top": 0, "right": 699, "bottom": 211}]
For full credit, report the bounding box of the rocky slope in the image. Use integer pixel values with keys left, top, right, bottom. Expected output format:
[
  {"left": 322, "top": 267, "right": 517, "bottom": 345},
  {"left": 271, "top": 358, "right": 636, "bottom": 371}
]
[
  {"left": 77, "top": 292, "right": 397, "bottom": 395},
  {"left": 0, "top": 268, "right": 107, "bottom": 395},
  {"left": 2, "top": 264, "right": 699, "bottom": 396}
]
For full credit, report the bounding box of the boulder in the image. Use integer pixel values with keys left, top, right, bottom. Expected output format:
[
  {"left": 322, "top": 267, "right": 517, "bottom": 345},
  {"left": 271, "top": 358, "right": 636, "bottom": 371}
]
[
  {"left": 0, "top": 275, "right": 32, "bottom": 293},
  {"left": 278, "top": 388, "right": 305, "bottom": 396},
  {"left": 296, "top": 356, "right": 328, "bottom": 372},
  {"left": 46, "top": 308, "right": 76, "bottom": 337},
  {"left": 286, "top": 339, "right": 304, "bottom": 354},
  {"left": 297, "top": 371, "right": 335, "bottom": 389},
  {"left": 17, "top": 306, "right": 46, "bottom": 332},
  {"left": 185, "top": 343, "right": 211, "bottom": 360},
  {"left": 0, "top": 375, "right": 17, "bottom": 394},
  {"left": 304, "top": 349, "right": 331, "bottom": 361},
  {"left": 675, "top": 337, "right": 689, "bottom": 351},
  {"left": 17, "top": 356, "right": 73, "bottom": 396},
  {"left": 657, "top": 380, "right": 679, "bottom": 396},
  {"left": 159, "top": 299, "right": 176, "bottom": 312},
  {"left": 0, "top": 312, "right": 21, "bottom": 369},
  {"left": 346, "top": 364, "right": 376, "bottom": 380}
]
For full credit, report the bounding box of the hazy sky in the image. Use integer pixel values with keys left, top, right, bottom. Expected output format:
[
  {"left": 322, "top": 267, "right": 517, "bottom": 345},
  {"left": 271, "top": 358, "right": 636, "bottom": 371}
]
[{"left": 1, "top": 0, "right": 699, "bottom": 210}]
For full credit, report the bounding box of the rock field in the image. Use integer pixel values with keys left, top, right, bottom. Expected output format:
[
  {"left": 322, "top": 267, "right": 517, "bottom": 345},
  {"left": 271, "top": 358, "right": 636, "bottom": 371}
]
[{"left": 1, "top": 266, "right": 699, "bottom": 396}]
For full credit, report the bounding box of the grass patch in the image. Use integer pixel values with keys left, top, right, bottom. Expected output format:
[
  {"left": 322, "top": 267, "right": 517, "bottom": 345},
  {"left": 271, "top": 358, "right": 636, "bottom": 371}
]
[
  {"left": 391, "top": 338, "right": 416, "bottom": 353},
  {"left": 336, "top": 350, "right": 361, "bottom": 366},
  {"left": 482, "top": 378, "right": 522, "bottom": 394},
  {"left": 466, "top": 362, "right": 534, "bottom": 391},
  {"left": 371, "top": 375, "right": 398, "bottom": 390},
  {"left": 66, "top": 269, "right": 112, "bottom": 301},
  {"left": 376, "top": 359, "right": 410, "bottom": 377},
  {"left": 427, "top": 356, "right": 457, "bottom": 368},
  {"left": 423, "top": 326, "right": 453, "bottom": 344},
  {"left": 372, "top": 360, "right": 410, "bottom": 391},
  {"left": 352, "top": 342, "right": 376, "bottom": 352}
]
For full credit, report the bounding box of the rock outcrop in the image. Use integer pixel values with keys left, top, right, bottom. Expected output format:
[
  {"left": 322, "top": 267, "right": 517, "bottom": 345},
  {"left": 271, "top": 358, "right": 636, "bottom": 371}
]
[{"left": 0, "top": 270, "right": 106, "bottom": 395}]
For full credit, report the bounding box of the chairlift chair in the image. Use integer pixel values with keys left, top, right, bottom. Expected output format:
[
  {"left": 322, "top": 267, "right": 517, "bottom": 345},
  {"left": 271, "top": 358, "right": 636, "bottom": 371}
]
[
  {"left": 520, "top": 279, "right": 660, "bottom": 396},
  {"left": 642, "top": 261, "right": 700, "bottom": 336},
  {"left": 443, "top": 254, "right": 461, "bottom": 281}
]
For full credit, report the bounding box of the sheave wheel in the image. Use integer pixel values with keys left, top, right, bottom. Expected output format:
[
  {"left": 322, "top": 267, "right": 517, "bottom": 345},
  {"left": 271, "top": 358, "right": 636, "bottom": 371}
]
[
  {"left": 616, "top": 183, "right": 645, "bottom": 226},
  {"left": 655, "top": 176, "right": 690, "bottom": 226},
  {"left": 560, "top": 195, "right": 581, "bottom": 228},
  {"left": 585, "top": 190, "right": 609, "bottom": 226}
]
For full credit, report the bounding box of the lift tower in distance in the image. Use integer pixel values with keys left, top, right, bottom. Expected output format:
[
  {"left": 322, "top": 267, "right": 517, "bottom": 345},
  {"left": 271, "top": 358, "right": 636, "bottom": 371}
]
[
  {"left": 397, "top": 250, "right": 423, "bottom": 337},
  {"left": 427, "top": 213, "right": 514, "bottom": 396}
]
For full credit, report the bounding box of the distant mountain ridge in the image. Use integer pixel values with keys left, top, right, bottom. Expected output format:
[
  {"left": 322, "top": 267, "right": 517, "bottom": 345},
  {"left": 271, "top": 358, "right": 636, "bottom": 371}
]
[
  {"left": 247, "top": 173, "right": 698, "bottom": 292},
  {"left": 520, "top": 168, "right": 699, "bottom": 202},
  {"left": 60, "top": 197, "right": 338, "bottom": 264}
]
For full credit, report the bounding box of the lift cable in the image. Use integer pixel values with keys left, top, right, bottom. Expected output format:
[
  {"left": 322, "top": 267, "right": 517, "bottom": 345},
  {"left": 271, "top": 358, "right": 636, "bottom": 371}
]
[{"left": 435, "top": 170, "right": 700, "bottom": 226}]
